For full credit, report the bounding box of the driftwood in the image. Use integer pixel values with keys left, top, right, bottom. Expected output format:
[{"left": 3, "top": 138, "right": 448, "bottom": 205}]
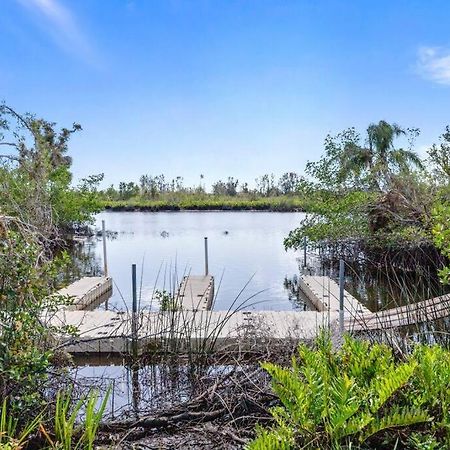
[{"left": 94, "top": 357, "right": 280, "bottom": 449}]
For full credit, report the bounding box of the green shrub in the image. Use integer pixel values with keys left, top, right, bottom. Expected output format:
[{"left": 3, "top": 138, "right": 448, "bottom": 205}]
[{"left": 248, "top": 334, "right": 450, "bottom": 449}]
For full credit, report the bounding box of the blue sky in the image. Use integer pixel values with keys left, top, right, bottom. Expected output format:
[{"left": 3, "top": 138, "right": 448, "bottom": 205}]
[{"left": 1, "top": 0, "right": 450, "bottom": 188}]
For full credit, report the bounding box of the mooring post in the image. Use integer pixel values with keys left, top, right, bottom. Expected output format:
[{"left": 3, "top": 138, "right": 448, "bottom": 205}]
[
  {"left": 204, "top": 237, "right": 209, "bottom": 276},
  {"left": 131, "top": 264, "right": 138, "bottom": 357},
  {"left": 102, "top": 220, "right": 108, "bottom": 277},
  {"left": 339, "top": 259, "right": 345, "bottom": 333},
  {"left": 303, "top": 236, "right": 307, "bottom": 268}
]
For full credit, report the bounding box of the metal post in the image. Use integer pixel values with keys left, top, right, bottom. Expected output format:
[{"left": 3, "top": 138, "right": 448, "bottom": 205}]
[
  {"left": 131, "top": 264, "right": 138, "bottom": 357},
  {"left": 339, "top": 259, "right": 345, "bottom": 333},
  {"left": 303, "top": 236, "right": 307, "bottom": 268},
  {"left": 102, "top": 220, "right": 108, "bottom": 277},
  {"left": 204, "top": 237, "right": 209, "bottom": 276}
]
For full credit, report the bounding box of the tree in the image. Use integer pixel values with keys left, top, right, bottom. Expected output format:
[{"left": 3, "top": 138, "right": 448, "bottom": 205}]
[
  {"left": 306, "top": 121, "right": 424, "bottom": 192},
  {"left": 118, "top": 181, "right": 139, "bottom": 200},
  {"left": 212, "top": 177, "right": 239, "bottom": 196},
  {"left": 0, "top": 103, "right": 103, "bottom": 234},
  {"left": 285, "top": 121, "right": 428, "bottom": 253},
  {"left": 255, "top": 173, "right": 278, "bottom": 196},
  {"left": 428, "top": 125, "right": 450, "bottom": 181},
  {"left": 0, "top": 217, "right": 70, "bottom": 419},
  {"left": 278, "top": 172, "right": 301, "bottom": 194}
]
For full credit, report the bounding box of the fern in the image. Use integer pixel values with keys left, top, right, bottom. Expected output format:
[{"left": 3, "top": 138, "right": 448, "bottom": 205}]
[
  {"left": 361, "top": 406, "right": 430, "bottom": 442},
  {"left": 247, "top": 424, "right": 293, "bottom": 450},
  {"left": 248, "top": 333, "right": 445, "bottom": 449}
]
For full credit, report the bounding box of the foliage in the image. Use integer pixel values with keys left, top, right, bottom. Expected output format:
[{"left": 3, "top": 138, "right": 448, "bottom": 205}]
[
  {"left": 429, "top": 127, "right": 450, "bottom": 285},
  {"left": 428, "top": 125, "right": 450, "bottom": 181},
  {"left": 431, "top": 203, "right": 450, "bottom": 283},
  {"left": 156, "top": 289, "right": 179, "bottom": 311},
  {"left": 284, "top": 190, "right": 373, "bottom": 248},
  {"left": 212, "top": 177, "right": 239, "bottom": 196},
  {"left": 0, "top": 225, "right": 67, "bottom": 417},
  {"left": 103, "top": 194, "right": 306, "bottom": 212},
  {"left": 306, "top": 121, "right": 423, "bottom": 192},
  {"left": 248, "top": 334, "right": 450, "bottom": 449},
  {"left": 101, "top": 172, "right": 306, "bottom": 202},
  {"left": 285, "top": 121, "right": 434, "bottom": 254},
  {"left": 42, "top": 388, "right": 110, "bottom": 450},
  {"left": 0, "top": 103, "right": 103, "bottom": 234},
  {"left": 0, "top": 399, "right": 41, "bottom": 450},
  {"left": 0, "top": 389, "right": 109, "bottom": 450}
]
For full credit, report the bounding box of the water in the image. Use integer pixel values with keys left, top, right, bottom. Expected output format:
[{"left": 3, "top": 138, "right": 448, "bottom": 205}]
[
  {"left": 84, "top": 211, "right": 307, "bottom": 311},
  {"left": 68, "top": 211, "right": 450, "bottom": 418}
]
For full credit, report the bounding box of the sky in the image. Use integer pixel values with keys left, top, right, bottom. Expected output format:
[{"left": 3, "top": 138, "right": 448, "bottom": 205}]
[{"left": 2, "top": 0, "right": 450, "bottom": 188}]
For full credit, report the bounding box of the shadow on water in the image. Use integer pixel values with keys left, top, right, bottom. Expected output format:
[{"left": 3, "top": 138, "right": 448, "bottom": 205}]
[
  {"left": 60, "top": 236, "right": 104, "bottom": 285},
  {"left": 51, "top": 358, "right": 236, "bottom": 421}
]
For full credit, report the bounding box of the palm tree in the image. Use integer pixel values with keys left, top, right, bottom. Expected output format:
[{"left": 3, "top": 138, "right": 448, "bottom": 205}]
[{"left": 339, "top": 120, "right": 423, "bottom": 191}]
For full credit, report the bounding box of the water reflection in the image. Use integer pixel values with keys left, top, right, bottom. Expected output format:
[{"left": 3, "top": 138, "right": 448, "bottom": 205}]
[
  {"left": 298, "top": 255, "right": 448, "bottom": 312},
  {"left": 79, "top": 211, "right": 306, "bottom": 311},
  {"left": 59, "top": 360, "right": 233, "bottom": 420}
]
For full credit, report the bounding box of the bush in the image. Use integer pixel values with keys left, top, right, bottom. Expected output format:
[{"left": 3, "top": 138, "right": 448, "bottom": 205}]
[{"left": 248, "top": 334, "right": 450, "bottom": 449}]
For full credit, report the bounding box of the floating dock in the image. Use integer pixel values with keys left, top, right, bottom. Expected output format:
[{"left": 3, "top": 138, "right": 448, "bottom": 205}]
[
  {"left": 299, "top": 275, "right": 370, "bottom": 316},
  {"left": 46, "top": 273, "right": 450, "bottom": 355},
  {"left": 55, "top": 277, "right": 112, "bottom": 310},
  {"left": 177, "top": 275, "right": 214, "bottom": 310},
  {"left": 46, "top": 309, "right": 336, "bottom": 354}
]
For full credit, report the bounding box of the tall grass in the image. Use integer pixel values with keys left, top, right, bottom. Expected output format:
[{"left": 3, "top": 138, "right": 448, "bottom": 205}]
[
  {"left": 43, "top": 388, "right": 110, "bottom": 450},
  {"left": 0, "top": 399, "right": 41, "bottom": 449}
]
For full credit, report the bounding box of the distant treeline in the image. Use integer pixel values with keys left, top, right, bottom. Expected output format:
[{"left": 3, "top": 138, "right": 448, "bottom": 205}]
[
  {"left": 99, "top": 173, "right": 307, "bottom": 211},
  {"left": 101, "top": 172, "right": 305, "bottom": 201}
]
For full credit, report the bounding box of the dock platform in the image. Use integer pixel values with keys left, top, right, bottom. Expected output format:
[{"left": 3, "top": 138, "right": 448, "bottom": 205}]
[
  {"left": 177, "top": 275, "right": 214, "bottom": 311},
  {"left": 55, "top": 277, "right": 112, "bottom": 310},
  {"left": 299, "top": 275, "right": 370, "bottom": 316},
  {"left": 46, "top": 309, "right": 337, "bottom": 354},
  {"left": 47, "top": 274, "right": 450, "bottom": 355}
]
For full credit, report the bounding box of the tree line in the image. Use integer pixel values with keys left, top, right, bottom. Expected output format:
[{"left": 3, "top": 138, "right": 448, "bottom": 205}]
[{"left": 101, "top": 171, "right": 305, "bottom": 201}]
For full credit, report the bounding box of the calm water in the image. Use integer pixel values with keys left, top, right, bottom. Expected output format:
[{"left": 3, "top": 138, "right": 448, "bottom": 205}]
[
  {"left": 69, "top": 211, "right": 450, "bottom": 417},
  {"left": 85, "top": 211, "right": 306, "bottom": 311}
]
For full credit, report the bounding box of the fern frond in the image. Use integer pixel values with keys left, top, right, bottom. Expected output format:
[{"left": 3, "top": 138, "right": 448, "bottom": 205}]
[
  {"left": 368, "top": 360, "right": 417, "bottom": 413},
  {"left": 361, "top": 407, "right": 430, "bottom": 442}
]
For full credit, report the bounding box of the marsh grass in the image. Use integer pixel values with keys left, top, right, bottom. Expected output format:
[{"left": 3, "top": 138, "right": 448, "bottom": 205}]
[{"left": 102, "top": 194, "right": 305, "bottom": 212}]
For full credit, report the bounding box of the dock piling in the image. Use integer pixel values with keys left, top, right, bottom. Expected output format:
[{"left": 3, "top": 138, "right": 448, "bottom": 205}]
[
  {"left": 204, "top": 237, "right": 209, "bottom": 276},
  {"left": 131, "top": 264, "right": 138, "bottom": 357},
  {"left": 303, "top": 236, "right": 307, "bottom": 268},
  {"left": 339, "top": 259, "right": 345, "bottom": 333},
  {"left": 102, "top": 220, "right": 108, "bottom": 277}
]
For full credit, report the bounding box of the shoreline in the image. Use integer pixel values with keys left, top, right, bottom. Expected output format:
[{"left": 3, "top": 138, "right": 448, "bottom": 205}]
[
  {"left": 102, "top": 197, "right": 306, "bottom": 213},
  {"left": 103, "top": 204, "right": 305, "bottom": 212}
]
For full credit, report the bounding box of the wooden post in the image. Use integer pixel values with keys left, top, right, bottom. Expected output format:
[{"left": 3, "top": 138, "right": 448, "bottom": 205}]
[
  {"left": 339, "top": 259, "right": 345, "bottom": 333},
  {"left": 131, "top": 264, "right": 138, "bottom": 357},
  {"left": 204, "top": 237, "right": 209, "bottom": 276},
  {"left": 102, "top": 220, "right": 108, "bottom": 277}
]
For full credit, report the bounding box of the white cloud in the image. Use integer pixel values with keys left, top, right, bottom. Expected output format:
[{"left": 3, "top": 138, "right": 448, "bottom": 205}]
[
  {"left": 417, "top": 46, "right": 450, "bottom": 85},
  {"left": 17, "top": 0, "right": 96, "bottom": 64}
]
